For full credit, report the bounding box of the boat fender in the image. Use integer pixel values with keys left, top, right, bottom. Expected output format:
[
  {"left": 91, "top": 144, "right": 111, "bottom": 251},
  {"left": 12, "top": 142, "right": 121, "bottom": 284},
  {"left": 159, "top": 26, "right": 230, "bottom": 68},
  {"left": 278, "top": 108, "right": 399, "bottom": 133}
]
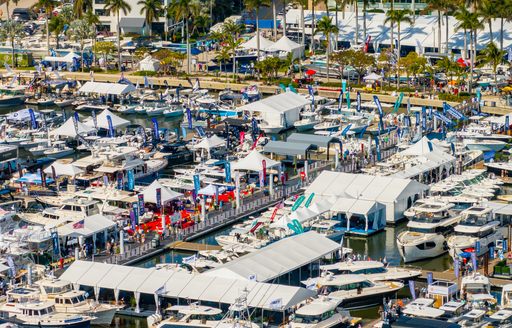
[{"left": 147, "top": 313, "right": 162, "bottom": 326}]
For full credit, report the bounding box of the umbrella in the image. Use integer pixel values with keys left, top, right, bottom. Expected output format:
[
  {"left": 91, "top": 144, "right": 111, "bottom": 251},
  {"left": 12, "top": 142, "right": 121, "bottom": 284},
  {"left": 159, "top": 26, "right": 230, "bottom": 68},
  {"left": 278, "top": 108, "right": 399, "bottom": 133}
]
[{"left": 305, "top": 69, "right": 316, "bottom": 76}]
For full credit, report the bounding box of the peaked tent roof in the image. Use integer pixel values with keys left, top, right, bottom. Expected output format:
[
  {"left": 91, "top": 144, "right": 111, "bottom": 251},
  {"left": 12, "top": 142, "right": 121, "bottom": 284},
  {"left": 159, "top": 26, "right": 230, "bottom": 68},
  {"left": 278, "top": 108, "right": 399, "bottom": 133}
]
[
  {"left": 266, "top": 35, "right": 302, "bottom": 52},
  {"left": 240, "top": 33, "right": 275, "bottom": 51},
  {"left": 57, "top": 214, "right": 116, "bottom": 238},
  {"left": 192, "top": 135, "right": 226, "bottom": 150},
  {"left": 44, "top": 161, "right": 84, "bottom": 177},
  {"left": 238, "top": 92, "right": 310, "bottom": 113},
  {"left": 198, "top": 184, "right": 226, "bottom": 196},
  {"left": 141, "top": 179, "right": 183, "bottom": 204},
  {"left": 84, "top": 109, "right": 130, "bottom": 129},
  {"left": 49, "top": 117, "right": 96, "bottom": 138},
  {"left": 79, "top": 81, "right": 136, "bottom": 96},
  {"left": 231, "top": 149, "right": 280, "bottom": 172},
  {"left": 400, "top": 136, "right": 441, "bottom": 156}
]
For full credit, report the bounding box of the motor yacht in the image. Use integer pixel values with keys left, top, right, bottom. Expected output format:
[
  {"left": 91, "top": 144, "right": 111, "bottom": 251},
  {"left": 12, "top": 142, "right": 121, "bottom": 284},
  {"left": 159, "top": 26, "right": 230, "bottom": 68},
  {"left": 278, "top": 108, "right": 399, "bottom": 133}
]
[
  {"left": 44, "top": 141, "right": 75, "bottom": 159},
  {"left": 320, "top": 260, "right": 421, "bottom": 281},
  {"left": 36, "top": 278, "right": 121, "bottom": 326},
  {"left": 294, "top": 112, "right": 321, "bottom": 132},
  {"left": 455, "top": 309, "right": 487, "bottom": 327},
  {"left": 460, "top": 273, "right": 493, "bottom": 302},
  {"left": 163, "top": 102, "right": 184, "bottom": 118},
  {"left": 289, "top": 297, "right": 360, "bottom": 328},
  {"left": 447, "top": 206, "right": 503, "bottom": 259},
  {"left": 502, "top": 284, "right": 512, "bottom": 309},
  {"left": 397, "top": 201, "right": 460, "bottom": 262},
  {"left": 311, "top": 274, "right": 403, "bottom": 309},
  {"left": 215, "top": 230, "right": 268, "bottom": 250},
  {"left": 308, "top": 220, "right": 344, "bottom": 241},
  {"left": 463, "top": 139, "right": 506, "bottom": 152},
  {"left": 402, "top": 298, "right": 445, "bottom": 320},
  {"left": 486, "top": 309, "right": 512, "bottom": 327},
  {"left": 18, "top": 198, "right": 100, "bottom": 227},
  {"left": 313, "top": 114, "right": 342, "bottom": 132}
]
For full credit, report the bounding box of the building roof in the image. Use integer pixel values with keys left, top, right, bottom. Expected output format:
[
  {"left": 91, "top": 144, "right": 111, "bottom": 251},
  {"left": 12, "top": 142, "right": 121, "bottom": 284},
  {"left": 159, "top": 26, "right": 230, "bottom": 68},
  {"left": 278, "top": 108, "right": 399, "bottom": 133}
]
[
  {"left": 79, "top": 82, "right": 136, "bottom": 96},
  {"left": 287, "top": 133, "right": 339, "bottom": 149},
  {"left": 239, "top": 92, "right": 309, "bottom": 114},
  {"left": 263, "top": 140, "right": 315, "bottom": 157},
  {"left": 57, "top": 214, "right": 116, "bottom": 238},
  {"left": 59, "top": 261, "right": 315, "bottom": 311},
  {"left": 306, "top": 171, "right": 428, "bottom": 203},
  {"left": 119, "top": 17, "right": 146, "bottom": 28},
  {"left": 231, "top": 149, "right": 280, "bottom": 172},
  {"left": 203, "top": 232, "right": 339, "bottom": 282}
]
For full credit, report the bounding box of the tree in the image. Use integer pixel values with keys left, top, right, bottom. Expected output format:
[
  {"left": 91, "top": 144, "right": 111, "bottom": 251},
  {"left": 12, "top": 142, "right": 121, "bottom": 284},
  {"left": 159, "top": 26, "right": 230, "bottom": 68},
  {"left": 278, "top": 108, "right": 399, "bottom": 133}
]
[
  {"left": 478, "top": 0, "right": 498, "bottom": 42},
  {"left": 104, "top": 0, "right": 132, "bottom": 69},
  {"left": 424, "top": 0, "right": 444, "bottom": 53},
  {"left": 331, "top": 49, "right": 353, "bottom": 80},
  {"left": 401, "top": 52, "right": 427, "bottom": 86},
  {"left": 349, "top": 50, "right": 375, "bottom": 84},
  {"left": 477, "top": 42, "right": 506, "bottom": 87},
  {"left": 138, "top": 0, "right": 163, "bottom": 36},
  {"left": 244, "top": 0, "right": 270, "bottom": 60},
  {"left": 216, "top": 47, "right": 231, "bottom": 82},
  {"left": 455, "top": 7, "right": 471, "bottom": 59},
  {"left": 254, "top": 57, "right": 282, "bottom": 82},
  {"left": 59, "top": 5, "right": 74, "bottom": 22},
  {"left": 290, "top": 0, "right": 307, "bottom": 50},
  {"left": 84, "top": 9, "right": 100, "bottom": 66},
  {"left": 70, "top": 19, "right": 95, "bottom": 71},
  {"left": 384, "top": 9, "right": 412, "bottom": 59},
  {"left": 32, "top": 0, "right": 57, "bottom": 55},
  {"left": 48, "top": 15, "right": 66, "bottom": 50},
  {"left": 315, "top": 16, "right": 338, "bottom": 82},
  {"left": 73, "top": 0, "right": 92, "bottom": 18},
  {"left": 435, "top": 56, "right": 456, "bottom": 82},
  {"left": 457, "top": 10, "right": 483, "bottom": 92},
  {"left": 167, "top": 0, "right": 193, "bottom": 72},
  {"left": 496, "top": 0, "right": 512, "bottom": 50},
  {"left": 0, "top": 20, "right": 24, "bottom": 67},
  {"left": 93, "top": 41, "right": 116, "bottom": 69}
]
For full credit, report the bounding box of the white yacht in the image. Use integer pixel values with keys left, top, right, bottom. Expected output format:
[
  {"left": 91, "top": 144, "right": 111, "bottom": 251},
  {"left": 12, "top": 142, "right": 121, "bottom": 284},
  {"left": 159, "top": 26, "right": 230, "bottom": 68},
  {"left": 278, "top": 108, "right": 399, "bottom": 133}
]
[
  {"left": 36, "top": 278, "right": 121, "bottom": 325},
  {"left": 397, "top": 201, "right": 460, "bottom": 263},
  {"left": 447, "top": 206, "right": 502, "bottom": 259},
  {"left": 320, "top": 260, "right": 421, "bottom": 281},
  {"left": 456, "top": 309, "right": 487, "bottom": 327},
  {"left": 463, "top": 139, "right": 507, "bottom": 152},
  {"left": 43, "top": 141, "right": 74, "bottom": 159},
  {"left": 289, "top": 297, "right": 360, "bottom": 328},
  {"left": 294, "top": 112, "right": 321, "bottom": 132},
  {"left": 313, "top": 114, "right": 342, "bottom": 132},
  {"left": 18, "top": 198, "right": 100, "bottom": 227},
  {"left": 309, "top": 220, "right": 344, "bottom": 241},
  {"left": 460, "top": 273, "right": 493, "bottom": 302},
  {"left": 502, "top": 284, "right": 512, "bottom": 309},
  {"left": 151, "top": 304, "right": 258, "bottom": 328},
  {"left": 487, "top": 309, "right": 512, "bottom": 327},
  {"left": 215, "top": 231, "right": 268, "bottom": 250},
  {"left": 402, "top": 298, "right": 445, "bottom": 319},
  {"left": 0, "top": 287, "right": 94, "bottom": 327},
  {"left": 312, "top": 274, "right": 403, "bottom": 309}
]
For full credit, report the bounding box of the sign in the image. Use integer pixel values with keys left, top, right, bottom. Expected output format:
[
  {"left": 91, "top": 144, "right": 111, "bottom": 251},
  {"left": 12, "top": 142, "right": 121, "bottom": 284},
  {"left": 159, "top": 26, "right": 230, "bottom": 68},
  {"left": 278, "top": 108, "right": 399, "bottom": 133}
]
[
  {"left": 186, "top": 107, "right": 192, "bottom": 129},
  {"left": 91, "top": 110, "right": 98, "bottom": 129},
  {"left": 304, "top": 193, "right": 315, "bottom": 208},
  {"left": 356, "top": 91, "right": 361, "bottom": 112},
  {"left": 225, "top": 162, "right": 231, "bottom": 182},
  {"left": 106, "top": 115, "right": 114, "bottom": 137},
  {"left": 132, "top": 203, "right": 139, "bottom": 225},
  {"left": 117, "top": 172, "right": 123, "bottom": 190},
  {"left": 248, "top": 274, "right": 257, "bottom": 281},
  {"left": 443, "top": 102, "right": 467, "bottom": 120},
  {"left": 152, "top": 118, "right": 160, "bottom": 142},
  {"left": 408, "top": 280, "right": 416, "bottom": 299},
  {"left": 138, "top": 194, "right": 145, "bottom": 216},
  {"left": 454, "top": 258, "right": 459, "bottom": 278},
  {"left": 182, "top": 254, "right": 197, "bottom": 264},
  {"left": 193, "top": 174, "right": 200, "bottom": 195},
  {"left": 269, "top": 298, "right": 282, "bottom": 310},
  {"left": 471, "top": 251, "right": 478, "bottom": 270},
  {"left": 156, "top": 188, "right": 162, "bottom": 209},
  {"left": 427, "top": 272, "right": 433, "bottom": 285},
  {"left": 127, "top": 169, "right": 135, "bottom": 191},
  {"left": 51, "top": 231, "right": 60, "bottom": 256},
  {"left": 28, "top": 108, "right": 37, "bottom": 129},
  {"left": 475, "top": 240, "right": 481, "bottom": 254}
]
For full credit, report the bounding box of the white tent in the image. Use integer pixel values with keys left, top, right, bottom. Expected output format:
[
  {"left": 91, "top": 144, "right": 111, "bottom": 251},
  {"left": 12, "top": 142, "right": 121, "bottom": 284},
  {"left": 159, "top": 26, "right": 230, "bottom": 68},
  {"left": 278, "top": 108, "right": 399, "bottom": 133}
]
[
  {"left": 6, "top": 108, "right": 40, "bottom": 122},
  {"left": 198, "top": 184, "right": 226, "bottom": 196},
  {"left": 43, "top": 52, "right": 80, "bottom": 63},
  {"left": 138, "top": 55, "right": 160, "bottom": 72},
  {"left": 44, "top": 161, "right": 84, "bottom": 177},
  {"left": 363, "top": 72, "right": 382, "bottom": 81},
  {"left": 49, "top": 117, "right": 97, "bottom": 138},
  {"left": 266, "top": 36, "right": 304, "bottom": 59},
  {"left": 84, "top": 109, "right": 130, "bottom": 130},
  {"left": 231, "top": 149, "right": 280, "bottom": 172},
  {"left": 57, "top": 214, "right": 115, "bottom": 238},
  {"left": 192, "top": 135, "right": 226, "bottom": 151},
  {"left": 241, "top": 33, "right": 275, "bottom": 51},
  {"left": 79, "top": 82, "right": 136, "bottom": 96},
  {"left": 141, "top": 180, "right": 183, "bottom": 204}
]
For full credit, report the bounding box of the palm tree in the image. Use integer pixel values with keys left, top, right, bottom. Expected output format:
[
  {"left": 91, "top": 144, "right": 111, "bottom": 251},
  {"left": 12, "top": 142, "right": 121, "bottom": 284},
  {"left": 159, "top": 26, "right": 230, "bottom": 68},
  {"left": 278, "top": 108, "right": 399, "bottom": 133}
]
[
  {"left": 315, "top": 16, "right": 338, "bottom": 82},
  {"left": 244, "top": 0, "right": 270, "bottom": 60},
  {"left": 73, "top": 0, "right": 92, "bottom": 18},
  {"left": 385, "top": 9, "right": 412, "bottom": 58},
  {"left": 104, "top": 0, "right": 131, "bottom": 69},
  {"left": 3, "top": 0, "right": 10, "bottom": 19},
  {"left": 84, "top": 9, "right": 100, "bottom": 66},
  {"left": 290, "top": 0, "right": 307, "bottom": 50},
  {"left": 32, "top": 0, "right": 57, "bottom": 55},
  {"left": 0, "top": 19, "right": 24, "bottom": 67},
  {"left": 424, "top": 0, "right": 444, "bottom": 53},
  {"left": 456, "top": 9, "right": 483, "bottom": 92},
  {"left": 477, "top": 42, "right": 506, "bottom": 87},
  {"left": 138, "top": 0, "right": 162, "bottom": 36},
  {"left": 383, "top": 0, "right": 395, "bottom": 49},
  {"left": 497, "top": 0, "right": 512, "bottom": 50},
  {"left": 70, "top": 19, "right": 95, "bottom": 71},
  {"left": 167, "top": 0, "right": 193, "bottom": 72},
  {"left": 48, "top": 15, "right": 66, "bottom": 49},
  {"left": 361, "top": 0, "right": 374, "bottom": 43},
  {"left": 478, "top": 0, "right": 498, "bottom": 42},
  {"left": 455, "top": 8, "right": 471, "bottom": 59}
]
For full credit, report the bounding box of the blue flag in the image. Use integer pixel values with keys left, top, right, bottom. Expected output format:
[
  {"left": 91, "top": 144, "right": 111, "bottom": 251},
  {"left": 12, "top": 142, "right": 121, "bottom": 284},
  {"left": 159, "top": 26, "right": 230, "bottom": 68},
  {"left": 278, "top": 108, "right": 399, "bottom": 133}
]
[
  {"left": 156, "top": 187, "right": 162, "bottom": 209},
  {"left": 186, "top": 107, "right": 192, "bottom": 129},
  {"left": 152, "top": 118, "right": 160, "bottom": 142},
  {"left": 408, "top": 280, "right": 416, "bottom": 299},
  {"left": 356, "top": 92, "right": 361, "bottom": 112},
  {"left": 28, "top": 108, "right": 37, "bottom": 129},
  {"left": 193, "top": 174, "right": 200, "bottom": 195},
  {"left": 91, "top": 110, "right": 97, "bottom": 129},
  {"left": 127, "top": 169, "right": 135, "bottom": 191},
  {"left": 106, "top": 115, "right": 114, "bottom": 137},
  {"left": 225, "top": 162, "right": 231, "bottom": 182},
  {"left": 138, "top": 194, "right": 145, "bottom": 216}
]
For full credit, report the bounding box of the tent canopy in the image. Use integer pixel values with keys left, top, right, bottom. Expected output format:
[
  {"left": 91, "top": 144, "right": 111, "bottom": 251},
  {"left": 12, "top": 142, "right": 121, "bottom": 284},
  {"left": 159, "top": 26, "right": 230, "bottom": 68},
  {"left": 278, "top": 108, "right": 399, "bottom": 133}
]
[
  {"left": 263, "top": 140, "right": 315, "bottom": 157},
  {"left": 241, "top": 33, "right": 275, "bottom": 51},
  {"left": 79, "top": 82, "right": 136, "bottom": 96},
  {"left": 198, "top": 184, "right": 226, "bottom": 196},
  {"left": 267, "top": 35, "right": 302, "bottom": 52},
  {"left": 17, "top": 173, "right": 55, "bottom": 185},
  {"left": 6, "top": 108, "right": 40, "bottom": 122},
  {"left": 44, "top": 161, "right": 84, "bottom": 177},
  {"left": 363, "top": 72, "right": 382, "bottom": 81},
  {"left": 231, "top": 150, "right": 280, "bottom": 172},
  {"left": 49, "top": 117, "right": 97, "bottom": 138},
  {"left": 141, "top": 179, "right": 183, "bottom": 204},
  {"left": 84, "top": 109, "right": 130, "bottom": 130},
  {"left": 192, "top": 135, "right": 226, "bottom": 151},
  {"left": 43, "top": 52, "right": 80, "bottom": 63},
  {"left": 58, "top": 214, "right": 115, "bottom": 238},
  {"left": 238, "top": 92, "right": 310, "bottom": 114}
]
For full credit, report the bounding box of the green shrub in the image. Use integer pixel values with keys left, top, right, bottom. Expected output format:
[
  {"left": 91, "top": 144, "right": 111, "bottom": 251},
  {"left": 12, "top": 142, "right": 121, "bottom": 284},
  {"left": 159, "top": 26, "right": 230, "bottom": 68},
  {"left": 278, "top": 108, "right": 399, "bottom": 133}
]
[{"left": 133, "top": 70, "right": 158, "bottom": 77}]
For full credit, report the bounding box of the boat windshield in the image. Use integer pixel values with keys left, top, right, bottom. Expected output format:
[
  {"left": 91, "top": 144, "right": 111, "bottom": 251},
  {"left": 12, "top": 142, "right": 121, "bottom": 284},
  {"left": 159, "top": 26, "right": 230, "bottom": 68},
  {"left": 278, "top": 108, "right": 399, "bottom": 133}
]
[
  {"left": 293, "top": 311, "right": 334, "bottom": 324},
  {"left": 188, "top": 313, "right": 224, "bottom": 321},
  {"left": 461, "top": 214, "right": 489, "bottom": 226},
  {"left": 42, "top": 283, "right": 72, "bottom": 294},
  {"left": 411, "top": 211, "right": 446, "bottom": 224}
]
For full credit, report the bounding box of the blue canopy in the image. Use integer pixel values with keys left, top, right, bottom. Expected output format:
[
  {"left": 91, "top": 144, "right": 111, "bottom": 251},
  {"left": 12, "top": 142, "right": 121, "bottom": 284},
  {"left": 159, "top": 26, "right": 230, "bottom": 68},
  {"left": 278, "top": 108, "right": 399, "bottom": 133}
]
[{"left": 17, "top": 173, "right": 54, "bottom": 185}]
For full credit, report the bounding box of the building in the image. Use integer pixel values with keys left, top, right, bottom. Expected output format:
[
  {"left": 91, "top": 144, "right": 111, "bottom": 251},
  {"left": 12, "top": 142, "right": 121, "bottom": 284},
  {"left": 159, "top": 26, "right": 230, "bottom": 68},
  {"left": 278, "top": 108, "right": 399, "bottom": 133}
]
[{"left": 93, "top": 0, "right": 171, "bottom": 34}]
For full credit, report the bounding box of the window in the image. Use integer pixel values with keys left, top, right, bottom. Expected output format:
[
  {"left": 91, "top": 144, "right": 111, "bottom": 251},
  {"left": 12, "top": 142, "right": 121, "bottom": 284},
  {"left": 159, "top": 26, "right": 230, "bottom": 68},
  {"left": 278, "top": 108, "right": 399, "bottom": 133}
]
[
  {"left": 62, "top": 205, "right": 73, "bottom": 210},
  {"left": 416, "top": 242, "right": 436, "bottom": 250},
  {"left": 95, "top": 9, "right": 109, "bottom": 16},
  {"left": 65, "top": 299, "right": 72, "bottom": 304}
]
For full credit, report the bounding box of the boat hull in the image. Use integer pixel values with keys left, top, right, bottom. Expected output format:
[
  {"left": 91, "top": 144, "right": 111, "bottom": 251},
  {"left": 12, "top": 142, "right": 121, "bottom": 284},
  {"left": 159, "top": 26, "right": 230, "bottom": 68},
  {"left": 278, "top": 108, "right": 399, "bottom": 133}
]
[
  {"left": 0, "top": 96, "right": 26, "bottom": 107},
  {"left": 397, "top": 233, "right": 447, "bottom": 263},
  {"left": 465, "top": 143, "right": 506, "bottom": 152},
  {"left": 44, "top": 149, "right": 75, "bottom": 159}
]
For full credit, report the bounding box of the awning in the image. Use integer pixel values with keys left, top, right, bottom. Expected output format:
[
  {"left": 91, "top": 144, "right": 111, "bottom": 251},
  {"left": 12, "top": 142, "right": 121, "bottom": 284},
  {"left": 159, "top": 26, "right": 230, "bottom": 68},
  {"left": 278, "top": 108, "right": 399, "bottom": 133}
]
[
  {"left": 119, "top": 17, "right": 146, "bottom": 29},
  {"left": 79, "top": 82, "right": 136, "bottom": 96},
  {"left": 263, "top": 140, "right": 315, "bottom": 157},
  {"left": 287, "top": 133, "right": 338, "bottom": 149}
]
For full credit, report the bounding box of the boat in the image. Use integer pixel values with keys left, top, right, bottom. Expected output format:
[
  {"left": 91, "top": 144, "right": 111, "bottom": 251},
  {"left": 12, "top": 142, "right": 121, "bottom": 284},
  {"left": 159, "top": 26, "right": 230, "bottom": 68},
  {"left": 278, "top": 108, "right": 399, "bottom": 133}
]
[
  {"left": 294, "top": 112, "right": 321, "bottom": 132},
  {"left": 313, "top": 114, "right": 342, "bottom": 132},
  {"left": 320, "top": 260, "right": 421, "bottom": 281},
  {"left": 402, "top": 298, "right": 445, "bottom": 319},
  {"left": 74, "top": 104, "right": 109, "bottom": 112},
  {"left": 453, "top": 309, "right": 487, "bottom": 327},
  {"left": 19, "top": 198, "right": 100, "bottom": 227},
  {"left": 163, "top": 102, "right": 184, "bottom": 118},
  {"left": 460, "top": 273, "right": 493, "bottom": 302},
  {"left": 145, "top": 102, "right": 171, "bottom": 117},
  {"left": 312, "top": 274, "right": 404, "bottom": 309},
  {"left": 502, "top": 284, "right": 512, "bottom": 309},
  {"left": 36, "top": 278, "right": 120, "bottom": 326},
  {"left": 486, "top": 309, "right": 512, "bottom": 327},
  {"left": 397, "top": 200, "right": 460, "bottom": 263},
  {"left": 463, "top": 139, "right": 507, "bottom": 152},
  {"left": 289, "top": 297, "right": 361, "bottom": 328},
  {"left": 54, "top": 98, "right": 75, "bottom": 108},
  {"left": 0, "top": 85, "right": 27, "bottom": 107},
  {"left": 447, "top": 205, "right": 503, "bottom": 259},
  {"left": 29, "top": 143, "right": 52, "bottom": 157},
  {"left": 115, "top": 104, "right": 137, "bottom": 114},
  {"left": 308, "top": 220, "right": 344, "bottom": 241},
  {"left": 43, "top": 141, "right": 74, "bottom": 159}
]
